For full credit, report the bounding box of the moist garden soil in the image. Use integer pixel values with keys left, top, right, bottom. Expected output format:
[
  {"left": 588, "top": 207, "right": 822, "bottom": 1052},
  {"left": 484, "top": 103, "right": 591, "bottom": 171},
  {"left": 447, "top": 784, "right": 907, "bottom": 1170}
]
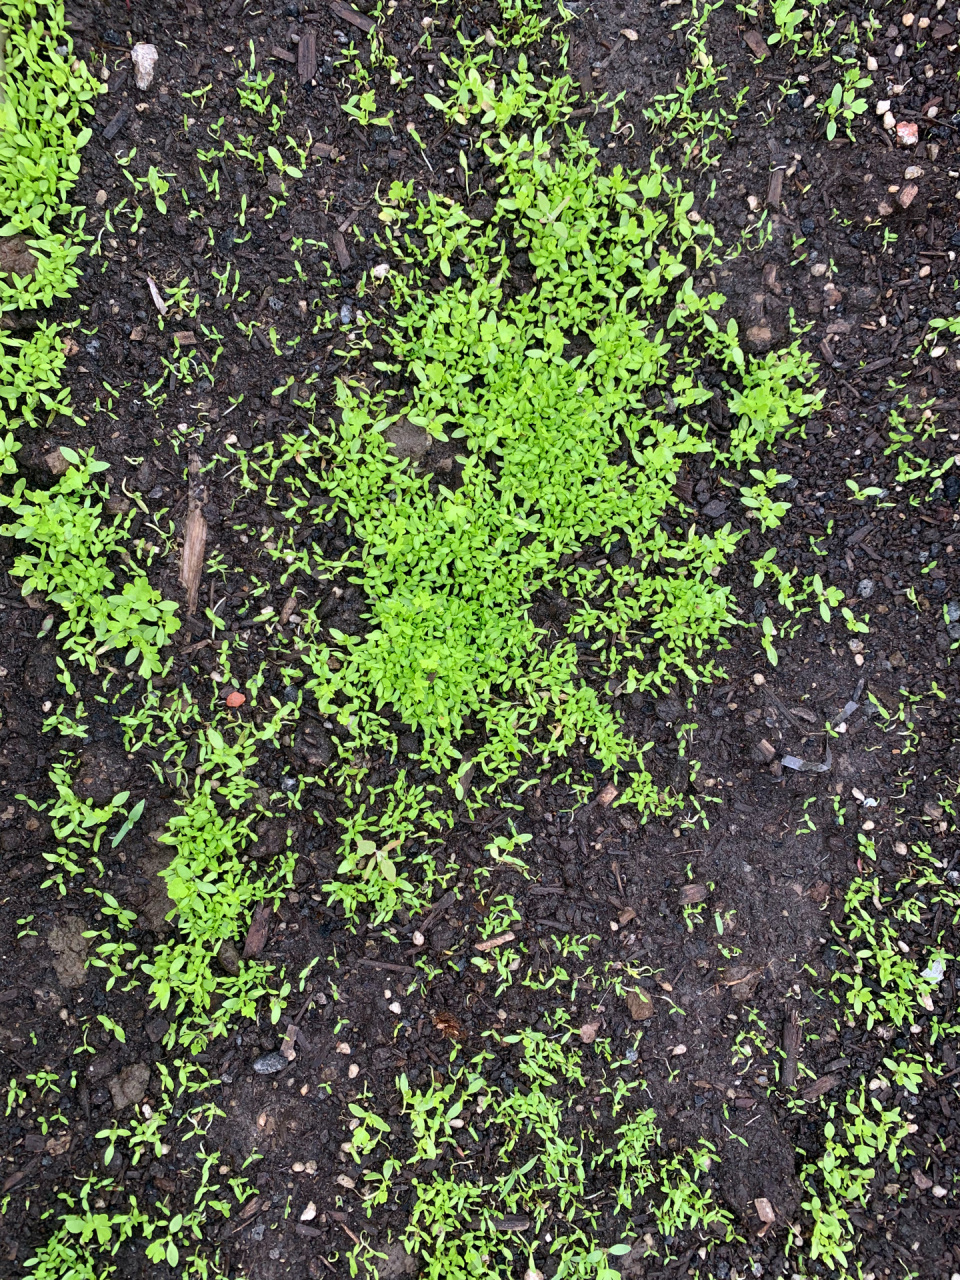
[{"left": 1, "top": 1, "right": 960, "bottom": 1278}]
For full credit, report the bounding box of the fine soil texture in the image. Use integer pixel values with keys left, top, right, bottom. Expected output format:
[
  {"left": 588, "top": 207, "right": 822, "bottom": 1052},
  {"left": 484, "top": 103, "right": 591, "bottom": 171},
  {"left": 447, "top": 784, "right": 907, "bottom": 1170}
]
[{"left": 1, "top": 2, "right": 960, "bottom": 1280}]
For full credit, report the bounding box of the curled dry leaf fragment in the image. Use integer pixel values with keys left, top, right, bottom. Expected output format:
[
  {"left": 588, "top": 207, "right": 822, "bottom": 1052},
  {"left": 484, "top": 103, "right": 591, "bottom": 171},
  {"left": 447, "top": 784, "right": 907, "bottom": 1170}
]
[
  {"left": 474, "top": 930, "right": 515, "bottom": 952},
  {"left": 336, "top": 1174, "right": 356, "bottom": 1190},
  {"left": 225, "top": 690, "right": 245, "bottom": 708},
  {"left": 131, "top": 43, "right": 158, "bottom": 90},
  {"left": 146, "top": 275, "right": 167, "bottom": 315},
  {"left": 620, "top": 27, "right": 639, "bottom": 40}
]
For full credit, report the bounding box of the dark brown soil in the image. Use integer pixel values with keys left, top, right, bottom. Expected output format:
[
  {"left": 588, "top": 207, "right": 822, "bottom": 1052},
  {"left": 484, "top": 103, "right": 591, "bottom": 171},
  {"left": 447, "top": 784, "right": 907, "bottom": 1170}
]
[{"left": 1, "top": 1, "right": 959, "bottom": 1277}]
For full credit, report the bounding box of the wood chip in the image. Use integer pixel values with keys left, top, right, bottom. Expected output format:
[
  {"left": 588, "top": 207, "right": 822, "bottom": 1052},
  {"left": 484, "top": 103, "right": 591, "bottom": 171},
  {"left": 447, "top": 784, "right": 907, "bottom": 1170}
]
[
  {"left": 179, "top": 452, "right": 207, "bottom": 618},
  {"left": 242, "top": 901, "right": 273, "bottom": 959},
  {"left": 330, "top": 228, "right": 351, "bottom": 269},
  {"left": 596, "top": 783, "right": 618, "bottom": 806},
  {"left": 474, "top": 931, "right": 515, "bottom": 952},
  {"left": 2, "top": 1157, "right": 39, "bottom": 1194},
  {"left": 313, "top": 142, "right": 340, "bottom": 160},
  {"left": 625, "top": 989, "right": 654, "bottom": 1020},
  {"left": 280, "top": 1022, "right": 298, "bottom": 1062},
  {"left": 766, "top": 166, "right": 785, "bottom": 207},
  {"left": 271, "top": 45, "right": 297, "bottom": 63},
  {"left": 679, "top": 883, "right": 707, "bottom": 906},
  {"left": 298, "top": 27, "right": 317, "bottom": 83},
  {"left": 744, "top": 29, "right": 768, "bottom": 59},
  {"left": 329, "top": 0, "right": 375, "bottom": 33},
  {"left": 801, "top": 1072, "right": 840, "bottom": 1101},
  {"left": 173, "top": 330, "right": 196, "bottom": 345},
  {"left": 102, "top": 106, "right": 131, "bottom": 140}
]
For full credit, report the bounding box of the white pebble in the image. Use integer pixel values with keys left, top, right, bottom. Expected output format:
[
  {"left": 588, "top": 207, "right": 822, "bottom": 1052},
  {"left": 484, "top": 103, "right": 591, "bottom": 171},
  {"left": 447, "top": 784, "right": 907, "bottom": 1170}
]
[{"left": 131, "top": 43, "right": 158, "bottom": 91}]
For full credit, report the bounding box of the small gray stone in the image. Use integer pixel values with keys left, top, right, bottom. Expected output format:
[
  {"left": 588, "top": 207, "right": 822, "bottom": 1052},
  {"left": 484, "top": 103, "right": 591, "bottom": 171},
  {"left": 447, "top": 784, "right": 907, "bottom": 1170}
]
[
  {"left": 857, "top": 579, "right": 875, "bottom": 599},
  {"left": 253, "top": 1050, "right": 288, "bottom": 1075},
  {"left": 217, "top": 939, "right": 241, "bottom": 976},
  {"left": 109, "top": 1062, "right": 151, "bottom": 1110},
  {"left": 47, "top": 916, "right": 89, "bottom": 989},
  {"left": 948, "top": 623, "right": 960, "bottom": 641},
  {"left": 946, "top": 601, "right": 960, "bottom": 623},
  {"left": 702, "top": 498, "right": 728, "bottom": 518}
]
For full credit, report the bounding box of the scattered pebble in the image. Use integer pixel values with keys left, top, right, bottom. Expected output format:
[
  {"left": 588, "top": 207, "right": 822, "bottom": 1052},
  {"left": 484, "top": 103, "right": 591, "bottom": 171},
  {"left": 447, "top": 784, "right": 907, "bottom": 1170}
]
[
  {"left": 348, "top": 1063, "right": 359, "bottom": 1079},
  {"left": 857, "top": 579, "right": 875, "bottom": 599},
  {"left": 896, "top": 120, "right": 919, "bottom": 146},
  {"left": 336, "top": 1042, "right": 351, "bottom": 1055},
  {"left": 389, "top": 1000, "right": 402, "bottom": 1014},
  {"left": 131, "top": 42, "right": 158, "bottom": 91},
  {"left": 253, "top": 1051, "right": 287, "bottom": 1075},
  {"left": 904, "top": 165, "right": 924, "bottom": 180},
  {"left": 225, "top": 690, "right": 245, "bottom": 708},
  {"left": 670, "top": 1044, "right": 687, "bottom": 1056},
  {"left": 300, "top": 1202, "right": 317, "bottom": 1221},
  {"left": 752, "top": 673, "right": 765, "bottom": 686},
  {"left": 898, "top": 182, "right": 919, "bottom": 209},
  {"left": 336, "top": 1174, "right": 356, "bottom": 1189},
  {"left": 412, "top": 930, "right": 425, "bottom": 946},
  {"left": 882, "top": 111, "right": 896, "bottom": 132},
  {"left": 875, "top": 99, "right": 891, "bottom": 115}
]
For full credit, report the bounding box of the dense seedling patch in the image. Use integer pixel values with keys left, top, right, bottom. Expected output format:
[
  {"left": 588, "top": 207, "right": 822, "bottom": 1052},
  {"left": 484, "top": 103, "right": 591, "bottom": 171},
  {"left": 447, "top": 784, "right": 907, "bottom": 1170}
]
[{"left": 255, "top": 100, "right": 819, "bottom": 918}]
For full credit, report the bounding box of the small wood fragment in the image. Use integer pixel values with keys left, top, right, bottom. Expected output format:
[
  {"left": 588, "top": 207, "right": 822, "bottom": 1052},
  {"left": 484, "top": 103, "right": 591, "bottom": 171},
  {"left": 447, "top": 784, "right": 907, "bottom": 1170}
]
[
  {"left": 744, "top": 29, "right": 768, "bottom": 59},
  {"left": 179, "top": 452, "right": 207, "bottom": 618},
  {"left": 271, "top": 45, "right": 297, "bottom": 63},
  {"left": 330, "top": 229, "right": 351, "bottom": 269},
  {"left": 102, "top": 106, "right": 131, "bottom": 140},
  {"left": 298, "top": 28, "right": 317, "bottom": 83},
  {"left": 313, "top": 142, "right": 340, "bottom": 160},
  {"left": 242, "top": 901, "right": 273, "bottom": 959},
  {"left": 329, "top": 0, "right": 375, "bottom": 33},
  {"left": 801, "top": 1073, "right": 841, "bottom": 1102},
  {"left": 474, "top": 931, "right": 515, "bottom": 952},
  {"left": 766, "top": 165, "right": 785, "bottom": 207}
]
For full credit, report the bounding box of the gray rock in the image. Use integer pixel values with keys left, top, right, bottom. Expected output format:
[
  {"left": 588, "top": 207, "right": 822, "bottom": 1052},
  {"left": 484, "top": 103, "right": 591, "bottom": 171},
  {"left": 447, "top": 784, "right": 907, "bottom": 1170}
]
[
  {"left": 655, "top": 696, "right": 683, "bottom": 723},
  {"left": 702, "top": 498, "right": 728, "bottom": 518},
  {"left": 946, "top": 600, "right": 960, "bottom": 623},
  {"left": 857, "top": 579, "right": 875, "bottom": 599},
  {"left": 253, "top": 1051, "right": 288, "bottom": 1075},
  {"left": 383, "top": 418, "right": 432, "bottom": 465},
  {"left": 108, "top": 1062, "right": 151, "bottom": 1109},
  {"left": 47, "top": 916, "right": 88, "bottom": 989},
  {"left": 217, "top": 939, "right": 241, "bottom": 976}
]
